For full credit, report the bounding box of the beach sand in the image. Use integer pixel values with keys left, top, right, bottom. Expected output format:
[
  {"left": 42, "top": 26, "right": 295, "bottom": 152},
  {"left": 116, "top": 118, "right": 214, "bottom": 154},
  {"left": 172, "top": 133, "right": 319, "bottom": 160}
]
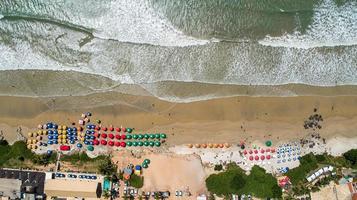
[
  {"left": 1, "top": 93, "right": 357, "bottom": 147},
  {"left": 112, "top": 152, "right": 206, "bottom": 198}
]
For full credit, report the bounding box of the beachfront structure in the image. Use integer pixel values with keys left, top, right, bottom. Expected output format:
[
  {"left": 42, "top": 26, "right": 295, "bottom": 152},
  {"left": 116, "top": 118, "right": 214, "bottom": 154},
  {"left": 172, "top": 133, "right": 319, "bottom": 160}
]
[
  {"left": 44, "top": 179, "right": 102, "bottom": 199},
  {"left": 306, "top": 165, "right": 334, "bottom": 182},
  {"left": 0, "top": 169, "right": 46, "bottom": 200}
]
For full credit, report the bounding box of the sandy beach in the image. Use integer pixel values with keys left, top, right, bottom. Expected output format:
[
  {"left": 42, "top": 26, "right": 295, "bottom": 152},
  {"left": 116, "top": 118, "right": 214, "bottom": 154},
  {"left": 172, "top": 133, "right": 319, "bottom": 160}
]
[{"left": 1, "top": 93, "right": 357, "bottom": 147}]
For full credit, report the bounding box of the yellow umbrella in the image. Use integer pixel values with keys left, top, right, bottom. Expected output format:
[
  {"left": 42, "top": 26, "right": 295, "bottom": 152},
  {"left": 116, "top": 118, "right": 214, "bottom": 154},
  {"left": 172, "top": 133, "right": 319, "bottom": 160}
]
[
  {"left": 32, "top": 139, "right": 37, "bottom": 144},
  {"left": 62, "top": 139, "right": 67, "bottom": 144},
  {"left": 62, "top": 125, "right": 67, "bottom": 130},
  {"left": 58, "top": 125, "right": 62, "bottom": 130},
  {"left": 208, "top": 143, "right": 213, "bottom": 148},
  {"left": 27, "top": 132, "right": 33, "bottom": 137},
  {"left": 27, "top": 140, "right": 32, "bottom": 144},
  {"left": 33, "top": 132, "right": 38, "bottom": 137},
  {"left": 27, "top": 144, "right": 32, "bottom": 149},
  {"left": 187, "top": 144, "right": 193, "bottom": 148},
  {"left": 195, "top": 144, "right": 201, "bottom": 148},
  {"left": 42, "top": 130, "right": 47, "bottom": 135},
  {"left": 62, "top": 135, "right": 67, "bottom": 139},
  {"left": 37, "top": 130, "right": 42, "bottom": 135}
]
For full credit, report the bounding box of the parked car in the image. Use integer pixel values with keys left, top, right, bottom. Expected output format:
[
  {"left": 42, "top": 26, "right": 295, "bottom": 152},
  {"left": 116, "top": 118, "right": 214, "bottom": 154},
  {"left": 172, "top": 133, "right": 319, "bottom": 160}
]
[
  {"left": 162, "top": 191, "right": 170, "bottom": 198},
  {"left": 68, "top": 174, "right": 77, "bottom": 178},
  {"left": 55, "top": 173, "right": 65, "bottom": 178},
  {"left": 175, "top": 191, "right": 183, "bottom": 196}
]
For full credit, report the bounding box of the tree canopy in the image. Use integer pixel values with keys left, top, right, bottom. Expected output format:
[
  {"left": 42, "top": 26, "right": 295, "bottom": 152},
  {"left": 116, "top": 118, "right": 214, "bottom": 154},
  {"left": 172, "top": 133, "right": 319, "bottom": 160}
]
[{"left": 205, "top": 164, "right": 281, "bottom": 198}]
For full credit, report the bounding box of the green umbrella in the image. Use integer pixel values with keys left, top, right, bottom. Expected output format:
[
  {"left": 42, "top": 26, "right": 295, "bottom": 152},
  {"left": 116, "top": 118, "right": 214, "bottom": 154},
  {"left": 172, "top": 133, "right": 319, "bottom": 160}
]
[
  {"left": 127, "top": 141, "right": 132, "bottom": 146},
  {"left": 149, "top": 141, "right": 155, "bottom": 147},
  {"left": 154, "top": 141, "right": 161, "bottom": 147},
  {"left": 149, "top": 134, "right": 155, "bottom": 139},
  {"left": 144, "top": 134, "right": 149, "bottom": 139},
  {"left": 126, "top": 134, "right": 132, "bottom": 139},
  {"left": 133, "top": 134, "right": 138, "bottom": 139},
  {"left": 127, "top": 128, "right": 133, "bottom": 133},
  {"left": 132, "top": 141, "right": 138, "bottom": 146},
  {"left": 144, "top": 159, "right": 150, "bottom": 164},
  {"left": 155, "top": 133, "right": 160, "bottom": 139},
  {"left": 144, "top": 141, "right": 149, "bottom": 146},
  {"left": 142, "top": 163, "right": 148, "bottom": 168},
  {"left": 265, "top": 140, "right": 272, "bottom": 147},
  {"left": 87, "top": 145, "right": 94, "bottom": 151},
  {"left": 160, "top": 133, "right": 167, "bottom": 139},
  {"left": 138, "top": 141, "right": 143, "bottom": 146},
  {"left": 138, "top": 134, "right": 144, "bottom": 140}
]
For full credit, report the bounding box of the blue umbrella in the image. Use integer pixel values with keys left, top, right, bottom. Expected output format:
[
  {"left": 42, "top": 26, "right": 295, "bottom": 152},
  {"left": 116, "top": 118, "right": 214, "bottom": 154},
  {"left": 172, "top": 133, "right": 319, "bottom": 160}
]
[{"left": 77, "top": 143, "right": 83, "bottom": 148}]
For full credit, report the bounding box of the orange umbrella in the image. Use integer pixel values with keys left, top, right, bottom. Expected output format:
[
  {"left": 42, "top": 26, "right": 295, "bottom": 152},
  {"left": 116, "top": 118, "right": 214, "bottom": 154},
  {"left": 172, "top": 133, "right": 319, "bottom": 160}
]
[
  {"left": 201, "top": 144, "right": 207, "bottom": 148},
  {"left": 218, "top": 144, "right": 224, "bottom": 148}
]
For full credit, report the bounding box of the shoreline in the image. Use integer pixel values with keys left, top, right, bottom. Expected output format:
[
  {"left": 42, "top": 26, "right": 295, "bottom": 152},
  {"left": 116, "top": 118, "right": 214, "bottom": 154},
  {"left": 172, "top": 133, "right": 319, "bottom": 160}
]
[{"left": 1, "top": 93, "right": 357, "bottom": 147}]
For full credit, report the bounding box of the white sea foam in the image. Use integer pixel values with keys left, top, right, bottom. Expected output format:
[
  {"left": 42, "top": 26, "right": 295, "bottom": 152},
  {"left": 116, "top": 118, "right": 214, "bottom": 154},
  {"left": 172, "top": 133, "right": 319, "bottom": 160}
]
[
  {"left": 259, "top": 0, "right": 357, "bottom": 49},
  {"left": 0, "top": 14, "right": 4, "bottom": 19},
  {"left": 65, "top": 0, "right": 210, "bottom": 47}
]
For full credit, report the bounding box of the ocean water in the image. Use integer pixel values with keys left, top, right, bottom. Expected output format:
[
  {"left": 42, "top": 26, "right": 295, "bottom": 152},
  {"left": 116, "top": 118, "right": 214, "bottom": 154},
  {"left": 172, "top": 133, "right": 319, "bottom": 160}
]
[{"left": 0, "top": 0, "right": 356, "bottom": 102}]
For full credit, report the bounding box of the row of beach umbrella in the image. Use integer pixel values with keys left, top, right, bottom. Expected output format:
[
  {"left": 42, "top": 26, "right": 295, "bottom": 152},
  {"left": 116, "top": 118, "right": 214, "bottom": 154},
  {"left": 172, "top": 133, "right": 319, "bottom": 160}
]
[{"left": 187, "top": 143, "right": 231, "bottom": 148}]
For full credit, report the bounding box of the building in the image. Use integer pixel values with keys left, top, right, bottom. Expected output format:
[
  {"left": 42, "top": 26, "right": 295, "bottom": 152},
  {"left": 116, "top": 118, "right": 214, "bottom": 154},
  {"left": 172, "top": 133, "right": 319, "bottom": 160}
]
[
  {"left": 44, "top": 179, "right": 102, "bottom": 199},
  {"left": 306, "top": 165, "right": 334, "bottom": 183},
  {"left": 0, "top": 178, "right": 22, "bottom": 199},
  {"left": 348, "top": 182, "right": 357, "bottom": 200},
  {"left": 0, "top": 169, "right": 45, "bottom": 200}
]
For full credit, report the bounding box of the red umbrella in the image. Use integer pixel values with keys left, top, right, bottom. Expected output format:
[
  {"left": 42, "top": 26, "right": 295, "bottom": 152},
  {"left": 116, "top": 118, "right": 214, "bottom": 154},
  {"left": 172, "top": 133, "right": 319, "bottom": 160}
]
[
  {"left": 120, "top": 142, "right": 126, "bottom": 147},
  {"left": 254, "top": 150, "right": 258, "bottom": 154},
  {"left": 122, "top": 127, "right": 126, "bottom": 132},
  {"left": 255, "top": 155, "right": 259, "bottom": 160},
  {"left": 94, "top": 132, "right": 99, "bottom": 138},
  {"left": 102, "top": 127, "right": 107, "bottom": 131},
  {"left": 95, "top": 126, "right": 100, "bottom": 131},
  {"left": 93, "top": 140, "right": 99, "bottom": 145},
  {"left": 115, "top": 141, "right": 120, "bottom": 147},
  {"left": 266, "top": 155, "right": 271, "bottom": 160},
  {"left": 115, "top": 134, "right": 121, "bottom": 140},
  {"left": 266, "top": 148, "right": 270, "bottom": 152},
  {"left": 261, "top": 149, "right": 265, "bottom": 154},
  {"left": 243, "top": 150, "right": 248, "bottom": 155},
  {"left": 261, "top": 155, "right": 265, "bottom": 160},
  {"left": 249, "top": 150, "right": 253, "bottom": 154},
  {"left": 109, "top": 126, "right": 114, "bottom": 131},
  {"left": 121, "top": 134, "right": 126, "bottom": 140},
  {"left": 101, "top": 133, "right": 107, "bottom": 138},
  {"left": 108, "top": 134, "right": 114, "bottom": 139},
  {"left": 101, "top": 140, "right": 107, "bottom": 145},
  {"left": 116, "top": 127, "right": 121, "bottom": 132},
  {"left": 108, "top": 141, "right": 114, "bottom": 146},
  {"left": 249, "top": 156, "right": 253, "bottom": 161}
]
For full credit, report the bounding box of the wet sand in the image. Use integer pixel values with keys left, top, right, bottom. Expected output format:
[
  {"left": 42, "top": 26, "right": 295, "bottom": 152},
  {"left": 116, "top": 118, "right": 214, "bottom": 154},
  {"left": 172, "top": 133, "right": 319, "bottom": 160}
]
[{"left": 0, "top": 92, "right": 357, "bottom": 146}]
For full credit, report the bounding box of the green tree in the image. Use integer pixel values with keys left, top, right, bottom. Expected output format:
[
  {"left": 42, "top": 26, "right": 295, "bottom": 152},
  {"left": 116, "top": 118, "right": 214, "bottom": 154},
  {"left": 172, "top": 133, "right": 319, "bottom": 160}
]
[
  {"left": 98, "top": 157, "right": 117, "bottom": 176},
  {"left": 230, "top": 175, "right": 246, "bottom": 190},
  {"left": 271, "top": 184, "right": 282, "bottom": 198},
  {"left": 343, "top": 149, "right": 357, "bottom": 166},
  {"left": 130, "top": 174, "right": 144, "bottom": 188}
]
